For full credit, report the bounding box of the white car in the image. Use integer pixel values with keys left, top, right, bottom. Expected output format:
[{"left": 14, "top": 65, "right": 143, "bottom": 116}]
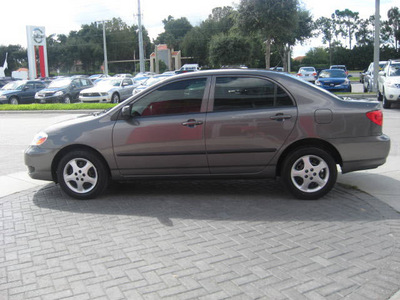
[
  {"left": 79, "top": 78, "right": 135, "bottom": 103},
  {"left": 377, "top": 59, "right": 400, "bottom": 109},
  {"left": 132, "top": 74, "right": 173, "bottom": 95},
  {"left": 296, "top": 67, "right": 317, "bottom": 83}
]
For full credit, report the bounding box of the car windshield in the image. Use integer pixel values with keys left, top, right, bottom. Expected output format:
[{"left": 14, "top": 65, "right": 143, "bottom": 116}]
[
  {"left": 48, "top": 79, "right": 72, "bottom": 88},
  {"left": 301, "top": 67, "right": 315, "bottom": 72},
  {"left": 319, "top": 70, "right": 346, "bottom": 78},
  {"left": 1, "top": 81, "right": 25, "bottom": 90},
  {"left": 96, "top": 79, "right": 122, "bottom": 87},
  {"left": 388, "top": 64, "right": 400, "bottom": 76}
]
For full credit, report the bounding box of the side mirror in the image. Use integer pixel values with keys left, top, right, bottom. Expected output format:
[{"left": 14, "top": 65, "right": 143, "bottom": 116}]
[{"left": 121, "top": 105, "right": 131, "bottom": 119}]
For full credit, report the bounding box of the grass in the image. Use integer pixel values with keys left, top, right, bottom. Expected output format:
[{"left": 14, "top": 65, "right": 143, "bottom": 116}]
[{"left": 0, "top": 103, "right": 117, "bottom": 111}]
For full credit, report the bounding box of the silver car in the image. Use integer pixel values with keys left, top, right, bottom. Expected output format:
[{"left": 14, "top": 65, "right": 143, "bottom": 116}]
[
  {"left": 79, "top": 78, "right": 135, "bottom": 103},
  {"left": 25, "top": 69, "right": 390, "bottom": 200},
  {"left": 296, "top": 67, "right": 317, "bottom": 82}
]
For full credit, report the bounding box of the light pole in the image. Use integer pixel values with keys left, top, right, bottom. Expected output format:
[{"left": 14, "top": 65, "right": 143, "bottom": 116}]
[
  {"left": 373, "top": 0, "right": 380, "bottom": 92},
  {"left": 137, "top": 0, "right": 145, "bottom": 73},
  {"left": 97, "top": 20, "right": 109, "bottom": 76}
]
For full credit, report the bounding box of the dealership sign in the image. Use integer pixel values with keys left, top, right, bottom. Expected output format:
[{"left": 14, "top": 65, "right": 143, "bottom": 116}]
[{"left": 26, "top": 26, "right": 49, "bottom": 79}]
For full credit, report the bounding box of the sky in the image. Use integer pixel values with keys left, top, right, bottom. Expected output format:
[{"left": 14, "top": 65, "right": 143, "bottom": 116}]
[{"left": 0, "top": 0, "right": 398, "bottom": 59}]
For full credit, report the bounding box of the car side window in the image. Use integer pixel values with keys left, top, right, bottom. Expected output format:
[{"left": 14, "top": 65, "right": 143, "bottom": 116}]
[
  {"left": 131, "top": 78, "right": 206, "bottom": 117},
  {"left": 25, "top": 83, "right": 35, "bottom": 90},
  {"left": 213, "top": 77, "right": 293, "bottom": 112},
  {"left": 81, "top": 79, "right": 91, "bottom": 86},
  {"left": 35, "top": 83, "right": 45, "bottom": 90},
  {"left": 124, "top": 79, "right": 133, "bottom": 86}
]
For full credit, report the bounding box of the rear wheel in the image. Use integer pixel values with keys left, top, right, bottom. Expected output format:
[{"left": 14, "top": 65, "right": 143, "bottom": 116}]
[
  {"left": 56, "top": 150, "right": 109, "bottom": 199},
  {"left": 377, "top": 90, "right": 383, "bottom": 101},
  {"left": 281, "top": 147, "right": 337, "bottom": 200}
]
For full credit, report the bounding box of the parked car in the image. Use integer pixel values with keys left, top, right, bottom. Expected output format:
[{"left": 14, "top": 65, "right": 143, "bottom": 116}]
[
  {"left": 0, "top": 80, "right": 47, "bottom": 105},
  {"left": 377, "top": 59, "right": 400, "bottom": 109},
  {"left": 35, "top": 77, "right": 93, "bottom": 103},
  {"left": 79, "top": 78, "right": 136, "bottom": 103},
  {"left": 0, "top": 77, "right": 16, "bottom": 88},
  {"left": 132, "top": 74, "right": 174, "bottom": 94},
  {"left": 270, "top": 67, "right": 284, "bottom": 72},
  {"left": 315, "top": 69, "right": 352, "bottom": 92},
  {"left": 175, "top": 64, "right": 200, "bottom": 74},
  {"left": 363, "top": 61, "right": 387, "bottom": 92},
  {"left": 330, "top": 65, "right": 348, "bottom": 75},
  {"left": 113, "top": 73, "right": 134, "bottom": 78},
  {"left": 25, "top": 69, "right": 390, "bottom": 201},
  {"left": 89, "top": 74, "right": 110, "bottom": 82},
  {"left": 296, "top": 67, "right": 317, "bottom": 83}
]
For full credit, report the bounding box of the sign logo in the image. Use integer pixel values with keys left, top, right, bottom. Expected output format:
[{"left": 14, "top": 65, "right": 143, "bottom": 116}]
[{"left": 32, "top": 28, "right": 44, "bottom": 44}]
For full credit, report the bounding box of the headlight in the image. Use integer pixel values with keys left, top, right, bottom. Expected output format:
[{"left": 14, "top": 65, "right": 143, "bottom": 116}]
[
  {"left": 54, "top": 91, "right": 64, "bottom": 97},
  {"left": 344, "top": 79, "right": 350, "bottom": 85},
  {"left": 30, "top": 132, "right": 48, "bottom": 146},
  {"left": 387, "top": 81, "right": 400, "bottom": 88},
  {"left": 0, "top": 95, "right": 7, "bottom": 100}
]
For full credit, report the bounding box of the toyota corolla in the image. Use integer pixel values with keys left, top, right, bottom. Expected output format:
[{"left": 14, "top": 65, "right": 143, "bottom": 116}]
[{"left": 25, "top": 69, "right": 390, "bottom": 200}]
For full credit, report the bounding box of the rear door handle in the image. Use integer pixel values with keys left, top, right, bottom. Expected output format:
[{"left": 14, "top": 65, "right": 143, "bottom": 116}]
[
  {"left": 270, "top": 113, "right": 292, "bottom": 121},
  {"left": 181, "top": 119, "right": 203, "bottom": 128}
]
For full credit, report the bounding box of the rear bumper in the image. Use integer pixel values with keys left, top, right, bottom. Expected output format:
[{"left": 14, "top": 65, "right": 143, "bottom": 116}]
[{"left": 331, "top": 134, "right": 391, "bottom": 173}]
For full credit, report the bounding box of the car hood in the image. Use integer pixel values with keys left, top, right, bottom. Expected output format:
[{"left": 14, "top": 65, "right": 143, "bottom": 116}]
[
  {"left": 81, "top": 86, "right": 114, "bottom": 93},
  {"left": 317, "top": 78, "right": 347, "bottom": 84},
  {"left": 39, "top": 87, "right": 67, "bottom": 93},
  {"left": 386, "top": 76, "right": 400, "bottom": 83},
  {"left": 0, "top": 90, "right": 18, "bottom": 96}
]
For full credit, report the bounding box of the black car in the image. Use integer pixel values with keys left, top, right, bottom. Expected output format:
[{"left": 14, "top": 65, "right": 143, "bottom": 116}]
[
  {"left": 35, "top": 77, "right": 93, "bottom": 103},
  {"left": 0, "top": 80, "right": 47, "bottom": 105}
]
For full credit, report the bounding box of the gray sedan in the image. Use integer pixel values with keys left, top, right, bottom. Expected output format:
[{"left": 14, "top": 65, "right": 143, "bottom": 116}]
[
  {"left": 25, "top": 69, "right": 390, "bottom": 200},
  {"left": 79, "top": 78, "right": 135, "bottom": 103}
]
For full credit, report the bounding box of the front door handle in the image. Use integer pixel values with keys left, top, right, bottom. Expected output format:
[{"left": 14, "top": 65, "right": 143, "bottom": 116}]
[
  {"left": 181, "top": 119, "right": 203, "bottom": 128},
  {"left": 270, "top": 113, "right": 292, "bottom": 121}
]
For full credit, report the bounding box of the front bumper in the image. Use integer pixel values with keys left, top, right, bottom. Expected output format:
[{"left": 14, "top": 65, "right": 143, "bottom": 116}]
[
  {"left": 384, "top": 86, "right": 400, "bottom": 103},
  {"left": 35, "top": 95, "right": 64, "bottom": 103},
  {"left": 79, "top": 94, "right": 111, "bottom": 103},
  {"left": 24, "top": 145, "right": 58, "bottom": 182}
]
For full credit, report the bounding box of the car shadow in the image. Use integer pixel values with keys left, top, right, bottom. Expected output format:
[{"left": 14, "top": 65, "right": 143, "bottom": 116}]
[{"left": 32, "top": 178, "right": 399, "bottom": 225}]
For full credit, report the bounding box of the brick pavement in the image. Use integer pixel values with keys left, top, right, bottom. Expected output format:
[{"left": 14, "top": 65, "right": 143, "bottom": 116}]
[{"left": 1, "top": 179, "right": 400, "bottom": 299}]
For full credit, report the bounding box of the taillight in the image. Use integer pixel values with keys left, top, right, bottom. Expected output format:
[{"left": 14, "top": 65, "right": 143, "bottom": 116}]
[
  {"left": 366, "top": 110, "right": 383, "bottom": 126},
  {"left": 312, "top": 72, "right": 317, "bottom": 76},
  {"left": 297, "top": 73, "right": 302, "bottom": 76}
]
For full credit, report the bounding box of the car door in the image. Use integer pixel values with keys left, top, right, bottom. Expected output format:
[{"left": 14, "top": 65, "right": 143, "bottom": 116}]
[
  {"left": 121, "top": 78, "right": 134, "bottom": 100},
  {"left": 205, "top": 76, "right": 298, "bottom": 174},
  {"left": 20, "top": 82, "right": 36, "bottom": 104},
  {"left": 112, "top": 77, "right": 210, "bottom": 176}
]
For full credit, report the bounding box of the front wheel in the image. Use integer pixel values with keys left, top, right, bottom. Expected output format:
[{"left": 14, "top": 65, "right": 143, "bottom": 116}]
[
  {"left": 383, "top": 93, "right": 392, "bottom": 109},
  {"left": 281, "top": 147, "right": 337, "bottom": 200},
  {"left": 111, "top": 93, "right": 120, "bottom": 103},
  {"left": 63, "top": 95, "right": 71, "bottom": 104},
  {"left": 9, "top": 97, "right": 19, "bottom": 105},
  {"left": 56, "top": 150, "right": 109, "bottom": 199}
]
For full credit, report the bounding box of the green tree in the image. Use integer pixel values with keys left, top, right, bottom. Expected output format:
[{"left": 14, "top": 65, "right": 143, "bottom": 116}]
[
  {"left": 387, "top": 7, "right": 400, "bottom": 51},
  {"left": 155, "top": 16, "right": 193, "bottom": 51},
  {"left": 332, "top": 9, "right": 360, "bottom": 49},
  {"left": 209, "top": 33, "right": 250, "bottom": 67},
  {"left": 238, "top": 0, "right": 301, "bottom": 69}
]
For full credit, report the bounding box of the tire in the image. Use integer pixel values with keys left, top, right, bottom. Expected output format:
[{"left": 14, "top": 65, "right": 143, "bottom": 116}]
[
  {"left": 63, "top": 95, "right": 71, "bottom": 104},
  {"left": 56, "top": 150, "right": 109, "bottom": 199},
  {"left": 9, "top": 97, "right": 19, "bottom": 105},
  {"left": 111, "top": 93, "right": 120, "bottom": 103},
  {"left": 383, "top": 93, "right": 391, "bottom": 109},
  {"left": 281, "top": 147, "right": 337, "bottom": 200},
  {"left": 377, "top": 90, "right": 383, "bottom": 101}
]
